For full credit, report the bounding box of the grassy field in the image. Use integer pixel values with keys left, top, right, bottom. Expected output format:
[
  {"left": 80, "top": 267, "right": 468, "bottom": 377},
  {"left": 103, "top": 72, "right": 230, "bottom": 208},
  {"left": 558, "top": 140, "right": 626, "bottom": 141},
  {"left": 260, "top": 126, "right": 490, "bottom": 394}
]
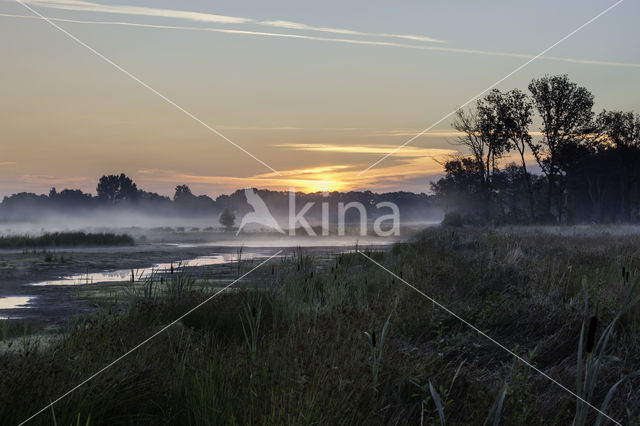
[
  {"left": 1, "top": 227, "right": 639, "bottom": 425},
  {"left": 0, "top": 232, "right": 134, "bottom": 249}
]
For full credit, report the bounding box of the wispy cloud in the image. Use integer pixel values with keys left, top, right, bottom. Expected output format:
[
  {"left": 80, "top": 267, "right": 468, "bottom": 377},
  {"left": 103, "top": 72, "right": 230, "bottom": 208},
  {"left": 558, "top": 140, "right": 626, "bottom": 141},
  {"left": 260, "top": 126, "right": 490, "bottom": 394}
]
[
  {"left": 359, "top": 129, "right": 467, "bottom": 138},
  {"left": 21, "top": 174, "right": 88, "bottom": 185},
  {"left": 0, "top": 161, "right": 17, "bottom": 166},
  {"left": 22, "top": 0, "right": 252, "bottom": 24},
  {"left": 274, "top": 143, "right": 456, "bottom": 157},
  {"left": 3, "top": 11, "right": 638, "bottom": 68},
  {"left": 216, "top": 125, "right": 302, "bottom": 131},
  {"left": 136, "top": 140, "right": 540, "bottom": 194},
  {"left": 258, "top": 19, "right": 444, "bottom": 43},
  {"left": 138, "top": 144, "right": 459, "bottom": 193},
  {"left": 350, "top": 129, "right": 546, "bottom": 138},
  {"left": 21, "top": 0, "right": 445, "bottom": 44}
]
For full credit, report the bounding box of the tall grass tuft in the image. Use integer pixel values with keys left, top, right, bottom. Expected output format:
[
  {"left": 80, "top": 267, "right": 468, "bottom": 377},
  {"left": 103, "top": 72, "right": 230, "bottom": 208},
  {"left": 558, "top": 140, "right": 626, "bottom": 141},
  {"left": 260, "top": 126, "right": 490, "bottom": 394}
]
[
  {"left": 574, "top": 277, "right": 640, "bottom": 426},
  {"left": 364, "top": 309, "right": 393, "bottom": 391},
  {"left": 241, "top": 297, "right": 263, "bottom": 361},
  {"left": 164, "top": 264, "right": 195, "bottom": 301}
]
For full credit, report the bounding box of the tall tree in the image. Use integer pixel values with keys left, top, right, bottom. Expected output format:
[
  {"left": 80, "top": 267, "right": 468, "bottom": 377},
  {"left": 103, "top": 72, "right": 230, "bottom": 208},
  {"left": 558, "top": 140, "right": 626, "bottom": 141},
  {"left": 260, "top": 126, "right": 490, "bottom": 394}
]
[
  {"left": 452, "top": 108, "right": 488, "bottom": 182},
  {"left": 97, "top": 173, "right": 138, "bottom": 203},
  {"left": 452, "top": 92, "right": 514, "bottom": 219},
  {"left": 476, "top": 91, "right": 511, "bottom": 183},
  {"left": 595, "top": 110, "right": 640, "bottom": 220},
  {"left": 489, "top": 89, "right": 536, "bottom": 219},
  {"left": 173, "top": 184, "right": 194, "bottom": 203},
  {"left": 528, "top": 75, "right": 594, "bottom": 222}
]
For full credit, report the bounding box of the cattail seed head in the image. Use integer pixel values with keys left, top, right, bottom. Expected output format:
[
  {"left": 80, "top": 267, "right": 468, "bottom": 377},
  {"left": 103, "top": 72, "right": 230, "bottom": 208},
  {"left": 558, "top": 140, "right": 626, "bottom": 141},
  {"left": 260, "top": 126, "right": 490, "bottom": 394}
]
[
  {"left": 252, "top": 307, "right": 256, "bottom": 318},
  {"left": 371, "top": 331, "right": 376, "bottom": 348}
]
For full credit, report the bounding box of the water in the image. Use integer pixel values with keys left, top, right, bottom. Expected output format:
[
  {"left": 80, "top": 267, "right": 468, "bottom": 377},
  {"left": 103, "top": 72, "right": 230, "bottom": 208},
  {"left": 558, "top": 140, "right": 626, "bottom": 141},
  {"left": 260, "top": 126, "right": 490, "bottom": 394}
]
[
  {"left": 0, "top": 296, "right": 34, "bottom": 319},
  {"left": 174, "top": 237, "right": 396, "bottom": 248},
  {"left": 0, "top": 296, "right": 34, "bottom": 309},
  {"left": 0, "top": 253, "right": 260, "bottom": 319},
  {"left": 30, "top": 253, "right": 255, "bottom": 287}
]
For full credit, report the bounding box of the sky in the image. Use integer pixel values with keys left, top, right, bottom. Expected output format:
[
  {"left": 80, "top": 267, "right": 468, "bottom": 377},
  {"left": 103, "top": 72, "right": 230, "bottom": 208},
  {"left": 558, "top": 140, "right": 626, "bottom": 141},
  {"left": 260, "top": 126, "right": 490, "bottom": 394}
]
[{"left": 1, "top": 0, "right": 639, "bottom": 198}]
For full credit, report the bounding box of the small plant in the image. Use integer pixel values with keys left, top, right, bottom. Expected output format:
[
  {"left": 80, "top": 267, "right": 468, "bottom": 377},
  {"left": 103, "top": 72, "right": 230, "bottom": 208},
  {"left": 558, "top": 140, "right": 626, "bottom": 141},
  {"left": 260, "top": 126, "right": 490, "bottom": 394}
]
[
  {"left": 485, "top": 385, "right": 508, "bottom": 426},
  {"left": 364, "top": 309, "right": 393, "bottom": 390},
  {"left": 415, "top": 369, "right": 507, "bottom": 426},
  {"left": 412, "top": 361, "right": 464, "bottom": 425}
]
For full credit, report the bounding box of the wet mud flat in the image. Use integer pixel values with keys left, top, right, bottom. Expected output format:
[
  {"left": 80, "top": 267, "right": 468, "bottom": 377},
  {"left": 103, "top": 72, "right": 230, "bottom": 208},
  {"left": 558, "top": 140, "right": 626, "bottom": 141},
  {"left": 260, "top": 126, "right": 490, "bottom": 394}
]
[
  {"left": 0, "top": 243, "right": 383, "bottom": 327},
  {"left": 0, "top": 244, "right": 279, "bottom": 327}
]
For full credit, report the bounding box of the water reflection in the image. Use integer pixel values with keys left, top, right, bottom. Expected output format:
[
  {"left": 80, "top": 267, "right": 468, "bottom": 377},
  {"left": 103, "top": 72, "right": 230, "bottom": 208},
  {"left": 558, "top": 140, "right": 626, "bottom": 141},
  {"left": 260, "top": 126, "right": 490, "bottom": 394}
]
[
  {"left": 31, "top": 253, "right": 252, "bottom": 287},
  {"left": 0, "top": 296, "right": 34, "bottom": 314}
]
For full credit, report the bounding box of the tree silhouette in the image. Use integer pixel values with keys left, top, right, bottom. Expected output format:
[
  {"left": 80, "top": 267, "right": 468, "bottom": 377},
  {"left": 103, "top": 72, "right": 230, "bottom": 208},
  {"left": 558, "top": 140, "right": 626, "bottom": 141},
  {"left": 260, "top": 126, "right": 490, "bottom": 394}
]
[
  {"left": 432, "top": 75, "right": 640, "bottom": 225},
  {"left": 528, "top": 75, "right": 594, "bottom": 222},
  {"left": 174, "top": 184, "right": 193, "bottom": 202},
  {"left": 219, "top": 208, "right": 236, "bottom": 230},
  {"left": 488, "top": 89, "right": 536, "bottom": 219},
  {"left": 96, "top": 173, "right": 138, "bottom": 203}
]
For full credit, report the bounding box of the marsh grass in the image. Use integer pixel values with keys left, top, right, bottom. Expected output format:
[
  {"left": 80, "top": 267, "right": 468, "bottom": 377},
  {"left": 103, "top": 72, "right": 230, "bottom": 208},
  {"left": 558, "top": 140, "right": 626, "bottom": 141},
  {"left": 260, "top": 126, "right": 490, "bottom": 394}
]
[
  {"left": 240, "top": 297, "right": 262, "bottom": 361},
  {"left": 1, "top": 227, "right": 639, "bottom": 424},
  {"left": 365, "top": 309, "right": 393, "bottom": 391}
]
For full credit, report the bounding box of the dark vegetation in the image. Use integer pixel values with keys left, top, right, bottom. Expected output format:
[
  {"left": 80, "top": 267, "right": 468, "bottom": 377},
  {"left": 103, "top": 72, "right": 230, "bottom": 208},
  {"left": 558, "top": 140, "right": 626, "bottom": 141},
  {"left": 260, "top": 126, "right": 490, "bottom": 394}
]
[
  {"left": 432, "top": 74, "right": 640, "bottom": 225},
  {"left": 1, "top": 227, "right": 639, "bottom": 425},
  {"left": 0, "top": 232, "right": 134, "bottom": 249}
]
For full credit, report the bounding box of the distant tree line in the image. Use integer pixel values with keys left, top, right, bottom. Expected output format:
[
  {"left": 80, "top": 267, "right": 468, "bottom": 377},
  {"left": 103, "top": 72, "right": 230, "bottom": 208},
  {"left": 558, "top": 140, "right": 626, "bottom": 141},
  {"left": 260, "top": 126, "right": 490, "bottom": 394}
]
[
  {"left": 432, "top": 74, "right": 640, "bottom": 224},
  {"left": 0, "top": 173, "right": 218, "bottom": 220},
  {"left": 0, "top": 232, "right": 133, "bottom": 248},
  {"left": 0, "top": 175, "right": 439, "bottom": 223}
]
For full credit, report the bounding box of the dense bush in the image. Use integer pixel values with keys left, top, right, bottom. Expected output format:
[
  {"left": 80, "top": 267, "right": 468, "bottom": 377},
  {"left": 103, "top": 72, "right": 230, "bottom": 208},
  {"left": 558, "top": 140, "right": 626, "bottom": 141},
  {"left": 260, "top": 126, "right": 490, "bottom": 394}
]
[{"left": 441, "top": 210, "right": 463, "bottom": 227}]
